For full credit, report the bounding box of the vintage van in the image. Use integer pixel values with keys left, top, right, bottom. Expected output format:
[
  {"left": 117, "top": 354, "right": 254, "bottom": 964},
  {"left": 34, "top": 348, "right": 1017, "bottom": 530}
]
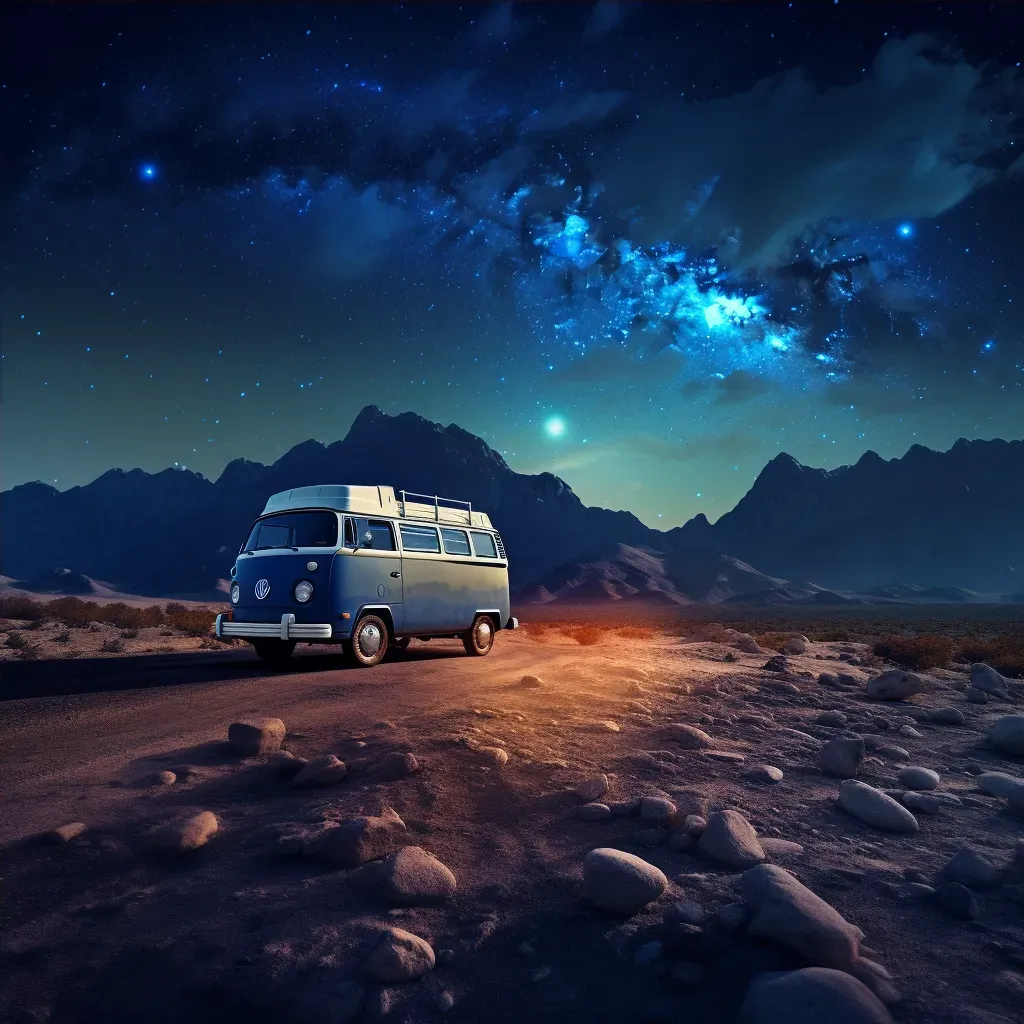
[{"left": 214, "top": 485, "right": 518, "bottom": 667}]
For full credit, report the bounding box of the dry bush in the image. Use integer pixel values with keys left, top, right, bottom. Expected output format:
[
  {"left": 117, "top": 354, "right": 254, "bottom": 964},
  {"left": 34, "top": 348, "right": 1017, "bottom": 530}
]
[
  {"left": 4, "top": 631, "right": 28, "bottom": 649},
  {"left": 0, "top": 594, "right": 47, "bottom": 621},
  {"left": 45, "top": 597, "right": 96, "bottom": 626},
  {"left": 616, "top": 625, "right": 657, "bottom": 640},
  {"left": 100, "top": 638, "right": 124, "bottom": 653},
  {"left": 564, "top": 624, "right": 603, "bottom": 646},
  {"left": 94, "top": 602, "right": 162, "bottom": 629},
  {"left": 754, "top": 631, "right": 793, "bottom": 652},
  {"left": 957, "top": 634, "right": 1024, "bottom": 678},
  {"left": 165, "top": 605, "right": 218, "bottom": 636},
  {"left": 873, "top": 633, "right": 955, "bottom": 671}
]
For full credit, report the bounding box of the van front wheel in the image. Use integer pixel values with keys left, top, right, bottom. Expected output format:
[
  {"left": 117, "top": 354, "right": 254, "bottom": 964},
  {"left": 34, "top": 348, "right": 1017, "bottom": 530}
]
[
  {"left": 463, "top": 615, "right": 495, "bottom": 657},
  {"left": 349, "top": 614, "right": 389, "bottom": 667},
  {"left": 251, "top": 639, "right": 296, "bottom": 666}
]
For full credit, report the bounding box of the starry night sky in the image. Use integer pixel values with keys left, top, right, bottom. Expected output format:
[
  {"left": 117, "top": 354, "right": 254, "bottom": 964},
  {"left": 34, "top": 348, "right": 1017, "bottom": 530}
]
[{"left": 3, "top": 2, "right": 1023, "bottom": 528}]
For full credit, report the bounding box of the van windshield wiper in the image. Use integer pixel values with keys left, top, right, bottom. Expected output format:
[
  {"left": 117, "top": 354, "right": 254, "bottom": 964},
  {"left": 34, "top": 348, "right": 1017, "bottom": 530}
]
[{"left": 252, "top": 544, "right": 299, "bottom": 551}]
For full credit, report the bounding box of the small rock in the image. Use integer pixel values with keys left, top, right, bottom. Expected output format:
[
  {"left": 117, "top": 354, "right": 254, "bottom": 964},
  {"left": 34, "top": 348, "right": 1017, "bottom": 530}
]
[
  {"left": 669, "top": 724, "right": 714, "bottom": 749},
  {"left": 816, "top": 736, "right": 865, "bottom": 778},
  {"left": 697, "top": 810, "right": 766, "bottom": 869},
  {"left": 608, "top": 799, "right": 640, "bottom": 816},
  {"left": 781, "top": 636, "right": 808, "bottom": 656},
  {"left": 971, "top": 663, "right": 1010, "bottom": 697},
  {"left": 477, "top": 745, "right": 509, "bottom": 765},
  {"left": 575, "top": 774, "right": 609, "bottom": 802},
  {"left": 435, "top": 991, "right": 456, "bottom": 1012},
  {"left": 363, "top": 927, "right": 435, "bottom": 982},
  {"left": 633, "top": 941, "right": 663, "bottom": 967},
  {"left": 589, "top": 721, "right": 620, "bottom": 734},
  {"left": 760, "top": 838, "right": 804, "bottom": 859},
  {"left": 668, "top": 899, "right": 707, "bottom": 926},
  {"left": 748, "top": 765, "right": 784, "bottom": 784},
  {"left": 897, "top": 766, "right": 940, "bottom": 791},
  {"left": 966, "top": 687, "right": 990, "bottom": 704},
  {"left": 715, "top": 902, "right": 748, "bottom": 932},
  {"left": 640, "top": 796, "right": 678, "bottom": 827},
  {"left": 518, "top": 674, "right": 544, "bottom": 688},
  {"left": 818, "top": 672, "right": 841, "bottom": 689},
  {"left": 942, "top": 848, "right": 999, "bottom": 888},
  {"left": 582, "top": 848, "right": 668, "bottom": 914},
  {"left": 668, "top": 831, "right": 694, "bottom": 851},
  {"left": 378, "top": 751, "right": 420, "bottom": 780},
  {"left": 816, "top": 711, "right": 848, "bottom": 728},
  {"left": 934, "top": 882, "right": 979, "bottom": 920},
  {"left": 898, "top": 725, "right": 923, "bottom": 738},
  {"left": 47, "top": 822, "right": 87, "bottom": 843},
  {"left": 636, "top": 826, "right": 668, "bottom": 846},
  {"left": 311, "top": 808, "right": 407, "bottom": 867},
  {"left": 737, "top": 967, "right": 891, "bottom": 1024},
  {"left": 682, "top": 814, "right": 707, "bottom": 836},
  {"left": 577, "top": 802, "right": 613, "bottom": 822},
  {"left": 267, "top": 750, "right": 306, "bottom": 778},
  {"left": 228, "top": 717, "right": 286, "bottom": 756},
  {"left": 743, "top": 863, "right": 864, "bottom": 969},
  {"left": 928, "top": 707, "right": 966, "bottom": 726},
  {"left": 378, "top": 846, "right": 457, "bottom": 905},
  {"left": 151, "top": 811, "right": 218, "bottom": 853},
  {"left": 148, "top": 770, "right": 177, "bottom": 786},
  {"left": 292, "top": 754, "right": 348, "bottom": 788},
  {"left": 865, "top": 670, "right": 928, "bottom": 701},
  {"left": 875, "top": 745, "right": 911, "bottom": 762},
  {"left": 837, "top": 781, "right": 919, "bottom": 833},
  {"left": 762, "top": 655, "right": 791, "bottom": 674},
  {"left": 977, "top": 772, "right": 1024, "bottom": 799},
  {"left": 900, "top": 792, "right": 944, "bottom": 815},
  {"left": 988, "top": 716, "right": 1024, "bottom": 757}
]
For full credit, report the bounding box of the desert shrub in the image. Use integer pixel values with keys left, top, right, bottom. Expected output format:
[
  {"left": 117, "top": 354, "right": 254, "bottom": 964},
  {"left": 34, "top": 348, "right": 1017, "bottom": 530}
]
[
  {"left": 88, "top": 624, "right": 101, "bottom": 633},
  {"left": 0, "top": 594, "right": 47, "bottom": 620},
  {"left": 4, "top": 631, "right": 28, "bottom": 649},
  {"left": 120, "top": 628, "right": 139, "bottom": 639},
  {"left": 957, "top": 634, "right": 1024, "bottom": 678},
  {"left": 46, "top": 596, "right": 96, "bottom": 627},
  {"left": 94, "top": 602, "right": 161, "bottom": 629},
  {"left": 100, "top": 638, "right": 124, "bottom": 653},
  {"left": 616, "top": 625, "right": 657, "bottom": 640},
  {"left": 55, "top": 630, "right": 72, "bottom": 643},
  {"left": 873, "top": 633, "right": 954, "bottom": 671},
  {"left": 165, "top": 605, "right": 217, "bottom": 636},
  {"left": 754, "top": 631, "right": 793, "bottom": 652},
  {"left": 808, "top": 628, "right": 853, "bottom": 642},
  {"left": 17, "top": 644, "right": 39, "bottom": 660},
  {"left": 565, "top": 624, "right": 603, "bottom": 646}
]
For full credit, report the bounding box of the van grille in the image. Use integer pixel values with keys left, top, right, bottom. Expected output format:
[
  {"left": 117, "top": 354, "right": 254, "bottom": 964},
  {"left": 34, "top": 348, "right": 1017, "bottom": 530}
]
[{"left": 494, "top": 533, "right": 506, "bottom": 559}]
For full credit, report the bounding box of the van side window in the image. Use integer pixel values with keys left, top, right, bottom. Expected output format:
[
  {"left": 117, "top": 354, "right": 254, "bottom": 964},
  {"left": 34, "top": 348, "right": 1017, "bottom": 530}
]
[
  {"left": 400, "top": 525, "right": 441, "bottom": 553},
  {"left": 470, "top": 531, "right": 498, "bottom": 558},
  {"left": 440, "top": 528, "right": 471, "bottom": 555},
  {"left": 350, "top": 517, "right": 396, "bottom": 550}
]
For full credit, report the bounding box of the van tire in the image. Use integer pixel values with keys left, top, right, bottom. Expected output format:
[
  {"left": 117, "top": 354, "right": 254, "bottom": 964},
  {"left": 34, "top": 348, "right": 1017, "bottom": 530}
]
[
  {"left": 251, "top": 639, "right": 296, "bottom": 666},
  {"left": 349, "top": 613, "right": 389, "bottom": 667},
  {"left": 463, "top": 615, "right": 495, "bottom": 657}
]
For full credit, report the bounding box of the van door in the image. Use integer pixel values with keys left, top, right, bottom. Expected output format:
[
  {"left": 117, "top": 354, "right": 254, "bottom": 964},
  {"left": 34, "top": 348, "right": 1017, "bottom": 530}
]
[
  {"left": 344, "top": 517, "right": 403, "bottom": 629},
  {"left": 397, "top": 523, "right": 450, "bottom": 634}
]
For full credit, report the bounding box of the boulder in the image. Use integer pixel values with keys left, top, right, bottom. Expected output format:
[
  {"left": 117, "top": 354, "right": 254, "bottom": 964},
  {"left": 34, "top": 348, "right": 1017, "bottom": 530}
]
[
  {"left": 742, "top": 864, "right": 864, "bottom": 969},
  {"left": 582, "top": 848, "right": 668, "bottom": 914},
  {"left": 971, "top": 663, "right": 1010, "bottom": 697},
  {"left": 817, "top": 711, "right": 848, "bottom": 728},
  {"left": 737, "top": 967, "right": 891, "bottom": 1024},
  {"left": 697, "top": 810, "right": 766, "bottom": 869},
  {"left": 748, "top": 765, "right": 785, "bottom": 784},
  {"left": 977, "top": 772, "right": 1024, "bottom": 799},
  {"left": 865, "top": 671, "right": 928, "bottom": 701},
  {"left": 518, "top": 674, "right": 544, "bottom": 688},
  {"left": 760, "top": 838, "right": 805, "bottom": 859},
  {"left": 267, "top": 750, "right": 306, "bottom": 778},
  {"left": 966, "top": 687, "right": 990, "bottom": 704},
  {"left": 478, "top": 746, "right": 509, "bottom": 765},
  {"left": 639, "top": 796, "right": 678, "bottom": 827},
  {"left": 669, "top": 724, "right": 714, "bottom": 749},
  {"left": 378, "top": 751, "right": 420, "bottom": 781},
  {"left": 575, "top": 774, "right": 610, "bottom": 802},
  {"left": 377, "top": 846, "right": 456, "bottom": 904},
  {"left": 363, "top": 928, "right": 435, "bottom": 983},
  {"left": 816, "top": 736, "right": 865, "bottom": 778},
  {"left": 941, "top": 848, "right": 999, "bottom": 888},
  {"left": 896, "top": 766, "right": 940, "bottom": 791},
  {"left": 928, "top": 707, "right": 966, "bottom": 726},
  {"left": 837, "top": 781, "right": 919, "bottom": 833},
  {"left": 292, "top": 754, "right": 348, "bottom": 788},
  {"left": 988, "top": 716, "right": 1024, "bottom": 757},
  {"left": 781, "top": 636, "right": 808, "bottom": 655},
  {"left": 577, "top": 802, "right": 613, "bottom": 822},
  {"left": 934, "top": 882, "right": 979, "bottom": 919},
  {"left": 228, "top": 718, "right": 286, "bottom": 756},
  {"left": 311, "top": 808, "right": 407, "bottom": 867}
]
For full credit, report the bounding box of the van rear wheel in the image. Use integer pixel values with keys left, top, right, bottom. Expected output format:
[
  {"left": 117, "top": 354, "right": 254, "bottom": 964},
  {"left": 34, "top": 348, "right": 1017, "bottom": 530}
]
[
  {"left": 463, "top": 615, "right": 495, "bottom": 657},
  {"left": 348, "top": 613, "right": 389, "bottom": 667},
  {"left": 251, "top": 639, "right": 296, "bottom": 666}
]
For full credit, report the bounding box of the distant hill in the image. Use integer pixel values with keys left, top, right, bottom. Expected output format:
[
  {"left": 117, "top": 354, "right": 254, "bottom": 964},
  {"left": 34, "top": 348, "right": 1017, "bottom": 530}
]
[{"left": 3, "top": 407, "right": 1020, "bottom": 600}]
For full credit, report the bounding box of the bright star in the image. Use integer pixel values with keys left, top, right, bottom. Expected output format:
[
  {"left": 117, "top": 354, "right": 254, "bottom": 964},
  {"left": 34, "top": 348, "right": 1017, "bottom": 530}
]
[
  {"left": 897, "top": 222, "right": 913, "bottom": 238},
  {"left": 139, "top": 163, "right": 158, "bottom": 181},
  {"left": 544, "top": 416, "right": 566, "bottom": 438}
]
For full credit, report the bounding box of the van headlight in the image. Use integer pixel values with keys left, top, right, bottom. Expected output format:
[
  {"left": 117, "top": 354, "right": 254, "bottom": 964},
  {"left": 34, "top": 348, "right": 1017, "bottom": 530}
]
[
  {"left": 294, "top": 581, "right": 314, "bottom": 603},
  {"left": 230, "top": 583, "right": 240, "bottom": 604}
]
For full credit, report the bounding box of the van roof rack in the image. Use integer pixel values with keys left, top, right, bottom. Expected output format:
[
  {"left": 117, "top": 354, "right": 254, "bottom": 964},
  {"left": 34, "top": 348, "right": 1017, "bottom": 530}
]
[{"left": 398, "top": 490, "right": 481, "bottom": 526}]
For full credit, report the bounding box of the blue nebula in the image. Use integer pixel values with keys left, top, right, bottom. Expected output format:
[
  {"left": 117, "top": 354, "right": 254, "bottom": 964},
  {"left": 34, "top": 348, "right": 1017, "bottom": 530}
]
[
  {"left": 982, "top": 339, "right": 995, "bottom": 353},
  {"left": 138, "top": 163, "right": 158, "bottom": 182}
]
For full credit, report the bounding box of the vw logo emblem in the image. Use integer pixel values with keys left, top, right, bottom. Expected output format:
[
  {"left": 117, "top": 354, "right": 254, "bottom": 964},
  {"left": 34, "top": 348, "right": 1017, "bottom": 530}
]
[{"left": 254, "top": 579, "right": 271, "bottom": 600}]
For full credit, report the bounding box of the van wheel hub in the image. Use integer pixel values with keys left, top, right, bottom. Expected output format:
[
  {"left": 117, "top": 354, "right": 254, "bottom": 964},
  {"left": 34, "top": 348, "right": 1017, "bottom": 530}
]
[
  {"left": 358, "top": 623, "right": 382, "bottom": 657},
  {"left": 475, "top": 620, "right": 492, "bottom": 647}
]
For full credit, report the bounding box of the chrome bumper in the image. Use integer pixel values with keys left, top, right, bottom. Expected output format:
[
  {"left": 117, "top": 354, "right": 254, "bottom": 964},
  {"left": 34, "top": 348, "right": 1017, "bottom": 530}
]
[
  {"left": 215, "top": 613, "right": 333, "bottom": 641},
  {"left": 506, "top": 616, "right": 519, "bottom": 630}
]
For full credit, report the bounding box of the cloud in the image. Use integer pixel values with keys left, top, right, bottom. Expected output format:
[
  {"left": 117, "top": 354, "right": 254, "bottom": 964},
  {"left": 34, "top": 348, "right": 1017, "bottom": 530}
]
[
  {"left": 822, "top": 381, "right": 956, "bottom": 416},
  {"left": 584, "top": 1, "right": 626, "bottom": 41},
  {"left": 680, "top": 371, "right": 777, "bottom": 405},
  {"left": 522, "top": 91, "right": 628, "bottom": 133},
  {"left": 552, "top": 346, "right": 683, "bottom": 384},
  {"left": 592, "top": 35, "right": 1021, "bottom": 270},
  {"left": 547, "top": 431, "right": 754, "bottom": 473}
]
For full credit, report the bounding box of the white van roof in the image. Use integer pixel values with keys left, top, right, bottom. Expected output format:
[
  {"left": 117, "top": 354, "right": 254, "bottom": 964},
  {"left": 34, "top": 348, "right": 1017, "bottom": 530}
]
[{"left": 262, "top": 485, "right": 494, "bottom": 529}]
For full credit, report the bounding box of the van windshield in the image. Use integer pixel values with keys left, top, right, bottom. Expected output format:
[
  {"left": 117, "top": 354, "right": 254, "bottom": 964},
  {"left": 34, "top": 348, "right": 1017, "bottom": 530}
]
[{"left": 243, "top": 511, "right": 339, "bottom": 552}]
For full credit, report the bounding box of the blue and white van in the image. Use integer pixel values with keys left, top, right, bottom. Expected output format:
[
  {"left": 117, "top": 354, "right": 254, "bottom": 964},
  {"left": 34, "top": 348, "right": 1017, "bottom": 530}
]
[{"left": 215, "top": 485, "right": 518, "bottom": 667}]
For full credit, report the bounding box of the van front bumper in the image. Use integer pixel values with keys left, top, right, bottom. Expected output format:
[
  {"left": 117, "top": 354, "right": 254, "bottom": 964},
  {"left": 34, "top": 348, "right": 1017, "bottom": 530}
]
[
  {"left": 215, "top": 613, "right": 333, "bottom": 641},
  {"left": 506, "top": 616, "right": 519, "bottom": 630}
]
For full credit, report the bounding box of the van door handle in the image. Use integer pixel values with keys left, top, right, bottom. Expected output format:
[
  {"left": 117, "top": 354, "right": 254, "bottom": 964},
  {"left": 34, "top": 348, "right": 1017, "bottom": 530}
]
[{"left": 390, "top": 571, "right": 402, "bottom": 578}]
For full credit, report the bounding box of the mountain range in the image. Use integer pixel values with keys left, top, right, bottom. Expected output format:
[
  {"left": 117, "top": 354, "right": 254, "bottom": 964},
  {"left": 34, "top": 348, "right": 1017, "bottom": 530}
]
[{"left": 2, "top": 406, "right": 1021, "bottom": 603}]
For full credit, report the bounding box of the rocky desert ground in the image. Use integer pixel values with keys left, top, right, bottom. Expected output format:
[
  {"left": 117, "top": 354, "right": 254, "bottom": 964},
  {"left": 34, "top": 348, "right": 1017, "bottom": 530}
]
[{"left": 2, "top": 616, "right": 1024, "bottom": 1024}]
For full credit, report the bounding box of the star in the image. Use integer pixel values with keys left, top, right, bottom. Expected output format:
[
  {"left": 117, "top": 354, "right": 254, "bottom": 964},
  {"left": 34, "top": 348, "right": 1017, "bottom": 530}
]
[
  {"left": 139, "top": 163, "right": 158, "bottom": 182},
  {"left": 544, "top": 416, "right": 566, "bottom": 438},
  {"left": 897, "top": 222, "right": 914, "bottom": 238}
]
